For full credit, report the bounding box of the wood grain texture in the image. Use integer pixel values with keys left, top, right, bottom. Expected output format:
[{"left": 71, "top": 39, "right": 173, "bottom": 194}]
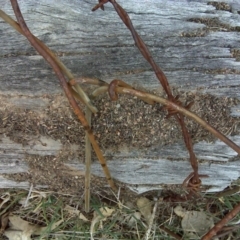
[
  {"left": 0, "top": 176, "right": 42, "bottom": 189},
  {"left": 1, "top": 131, "right": 240, "bottom": 193},
  {"left": 1, "top": 0, "right": 240, "bottom": 96},
  {"left": 1, "top": 0, "right": 240, "bottom": 192}
]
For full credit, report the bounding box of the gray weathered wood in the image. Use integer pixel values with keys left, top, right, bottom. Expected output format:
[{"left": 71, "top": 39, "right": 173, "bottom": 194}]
[
  {"left": 1, "top": 0, "right": 240, "bottom": 96},
  {"left": 0, "top": 0, "right": 240, "bottom": 193},
  {"left": 1, "top": 132, "right": 240, "bottom": 193},
  {"left": 0, "top": 176, "right": 42, "bottom": 189}
]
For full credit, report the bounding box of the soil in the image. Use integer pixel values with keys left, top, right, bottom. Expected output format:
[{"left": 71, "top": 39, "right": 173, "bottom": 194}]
[{"left": 0, "top": 87, "right": 239, "bottom": 200}]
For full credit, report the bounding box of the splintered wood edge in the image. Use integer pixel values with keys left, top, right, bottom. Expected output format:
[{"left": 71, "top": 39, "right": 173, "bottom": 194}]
[{"left": 1, "top": 134, "right": 240, "bottom": 194}]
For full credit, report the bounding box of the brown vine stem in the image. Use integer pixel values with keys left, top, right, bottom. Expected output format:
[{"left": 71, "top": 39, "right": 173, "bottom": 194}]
[
  {"left": 10, "top": 0, "right": 116, "bottom": 191},
  {"left": 92, "top": 0, "right": 200, "bottom": 184},
  {"left": 201, "top": 202, "right": 240, "bottom": 240},
  {"left": 0, "top": 9, "right": 97, "bottom": 113},
  {"left": 178, "top": 114, "right": 199, "bottom": 181},
  {"left": 118, "top": 87, "right": 240, "bottom": 155},
  {"left": 93, "top": 0, "right": 171, "bottom": 97}
]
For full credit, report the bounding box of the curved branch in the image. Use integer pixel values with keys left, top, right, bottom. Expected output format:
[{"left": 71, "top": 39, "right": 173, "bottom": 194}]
[{"left": 9, "top": 0, "right": 116, "bottom": 190}]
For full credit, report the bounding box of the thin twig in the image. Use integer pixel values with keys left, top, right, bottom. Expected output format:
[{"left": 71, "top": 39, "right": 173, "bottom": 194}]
[
  {"left": 85, "top": 107, "right": 92, "bottom": 212},
  {"left": 92, "top": 0, "right": 200, "bottom": 186},
  {"left": 177, "top": 114, "right": 199, "bottom": 183},
  {"left": 117, "top": 87, "right": 240, "bottom": 155},
  {"left": 88, "top": 78, "right": 240, "bottom": 155},
  {"left": 202, "top": 202, "right": 240, "bottom": 240},
  {"left": 24, "top": 183, "right": 33, "bottom": 208},
  {"left": 144, "top": 201, "right": 158, "bottom": 240}
]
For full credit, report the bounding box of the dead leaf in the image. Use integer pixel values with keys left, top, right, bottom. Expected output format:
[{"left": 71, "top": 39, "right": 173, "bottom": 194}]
[
  {"left": 174, "top": 205, "right": 216, "bottom": 239},
  {"left": 128, "top": 212, "right": 141, "bottom": 227},
  {"left": 4, "top": 215, "right": 63, "bottom": 240},
  {"left": 4, "top": 230, "right": 25, "bottom": 240},
  {"left": 9, "top": 215, "right": 40, "bottom": 232},
  {"left": 64, "top": 205, "right": 89, "bottom": 221},
  {"left": 174, "top": 205, "right": 185, "bottom": 218},
  {"left": 97, "top": 207, "right": 115, "bottom": 218},
  {"left": 90, "top": 207, "right": 115, "bottom": 240},
  {"left": 4, "top": 215, "right": 39, "bottom": 240},
  {"left": 137, "top": 197, "right": 152, "bottom": 225}
]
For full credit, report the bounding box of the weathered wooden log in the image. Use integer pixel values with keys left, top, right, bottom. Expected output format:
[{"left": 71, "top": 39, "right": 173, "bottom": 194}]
[{"left": 0, "top": 0, "right": 240, "bottom": 194}]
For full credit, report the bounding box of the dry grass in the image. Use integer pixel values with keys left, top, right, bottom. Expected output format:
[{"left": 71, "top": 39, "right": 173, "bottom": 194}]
[{"left": 0, "top": 185, "right": 240, "bottom": 239}]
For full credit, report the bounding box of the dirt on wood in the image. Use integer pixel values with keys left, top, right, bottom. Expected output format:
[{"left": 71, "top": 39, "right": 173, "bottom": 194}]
[
  {"left": 181, "top": 2, "right": 240, "bottom": 38},
  {"left": 0, "top": 85, "right": 239, "bottom": 198}
]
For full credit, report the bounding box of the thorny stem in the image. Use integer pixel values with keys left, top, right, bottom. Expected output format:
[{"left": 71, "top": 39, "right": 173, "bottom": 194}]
[
  {"left": 8, "top": 1, "right": 240, "bottom": 238},
  {"left": 93, "top": 0, "right": 200, "bottom": 184},
  {"left": 93, "top": 0, "right": 171, "bottom": 97},
  {"left": 117, "top": 87, "right": 240, "bottom": 155},
  {"left": 177, "top": 115, "right": 199, "bottom": 182},
  {"left": 9, "top": 0, "right": 116, "bottom": 191},
  {"left": 201, "top": 202, "right": 240, "bottom": 240},
  {"left": 90, "top": 82, "right": 240, "bottom": 155}
]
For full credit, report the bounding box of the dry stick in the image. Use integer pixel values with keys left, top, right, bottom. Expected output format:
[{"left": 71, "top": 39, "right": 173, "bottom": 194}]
[
  {"left": 93, "top": 0, "right": 200, "bottom": 184},
  {"left": 85, "top": 107, "right": 92, "bottom": 212},
  {"left": 0, "top": 7, "right": 99, "bottom": 202},
  {"left": 0, "top": 9, "right": 97, "bottom": 114},
  {"left": 201, "top": 202, "right": 240, "bottom": 240},
  {"left": 1, "top": 6, "right": 103, "bottom": 202},
  {"left": 91, "top": 77, "right": 240, "bottom": 221},
  {"left": 10, "top": 0, "right": 116, "bottom": 191}
]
